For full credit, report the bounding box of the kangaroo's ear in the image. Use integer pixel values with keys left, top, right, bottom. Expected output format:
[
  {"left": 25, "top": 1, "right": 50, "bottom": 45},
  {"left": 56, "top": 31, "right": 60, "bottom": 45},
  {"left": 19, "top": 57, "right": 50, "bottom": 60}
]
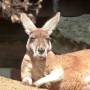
[
  {"left": 42, "top": 12, "right": 60, "bottom": 35},
  {"left": 20, "top": 13, "right": 37, "bottom": 35}
]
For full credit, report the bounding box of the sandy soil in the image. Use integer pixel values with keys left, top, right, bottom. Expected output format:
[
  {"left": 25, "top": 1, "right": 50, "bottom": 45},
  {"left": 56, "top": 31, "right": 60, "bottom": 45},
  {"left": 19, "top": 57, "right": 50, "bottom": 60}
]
[{"left": 0, "top": 76, "right": 47, "bottom": 90}]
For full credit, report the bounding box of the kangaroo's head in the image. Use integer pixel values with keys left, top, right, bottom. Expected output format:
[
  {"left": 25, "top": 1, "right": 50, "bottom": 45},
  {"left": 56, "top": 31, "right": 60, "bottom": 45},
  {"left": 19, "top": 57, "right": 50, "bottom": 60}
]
[{"left": 20, "top": 12, "right": 60, "bottom": 58}]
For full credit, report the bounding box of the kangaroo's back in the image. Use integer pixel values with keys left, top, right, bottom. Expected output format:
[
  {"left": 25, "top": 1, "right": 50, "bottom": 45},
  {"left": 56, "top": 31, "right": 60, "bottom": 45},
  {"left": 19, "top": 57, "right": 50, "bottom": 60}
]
[{"left": 55, "top": 49, "right": 90, "bottom": 90}]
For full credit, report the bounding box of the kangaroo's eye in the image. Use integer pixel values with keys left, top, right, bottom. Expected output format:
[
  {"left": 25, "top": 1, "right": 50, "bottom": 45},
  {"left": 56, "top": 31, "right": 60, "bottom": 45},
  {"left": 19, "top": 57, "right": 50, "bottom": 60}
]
[
  {"left": 30, "top": 37, "right": 36, "bottom": 42},
  {"left": 46, "top": 38, "right": 51, "bottom": 44}
]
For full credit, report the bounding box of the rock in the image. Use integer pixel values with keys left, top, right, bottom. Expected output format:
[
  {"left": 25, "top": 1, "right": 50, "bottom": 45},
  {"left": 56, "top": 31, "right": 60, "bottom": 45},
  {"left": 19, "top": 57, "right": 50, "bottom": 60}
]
[
  {"left": 57, "top": 14, "right": 90, "bottom": 45},
  {"left": 0, "top": 76, "right": 47, "bottom": 90}
]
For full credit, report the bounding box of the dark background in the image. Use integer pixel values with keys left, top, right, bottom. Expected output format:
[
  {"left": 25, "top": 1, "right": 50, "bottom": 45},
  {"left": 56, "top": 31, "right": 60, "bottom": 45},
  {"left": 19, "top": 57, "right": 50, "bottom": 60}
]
[{"left": 0, "top": 0, "right": 90, "bottom": 68}]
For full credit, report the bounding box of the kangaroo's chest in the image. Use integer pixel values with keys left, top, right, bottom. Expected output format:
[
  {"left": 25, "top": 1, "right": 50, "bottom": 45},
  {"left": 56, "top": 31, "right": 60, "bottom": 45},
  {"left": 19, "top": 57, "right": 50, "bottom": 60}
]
[{"left": 31, "top": 60, "right": 50, "bottom": 81}]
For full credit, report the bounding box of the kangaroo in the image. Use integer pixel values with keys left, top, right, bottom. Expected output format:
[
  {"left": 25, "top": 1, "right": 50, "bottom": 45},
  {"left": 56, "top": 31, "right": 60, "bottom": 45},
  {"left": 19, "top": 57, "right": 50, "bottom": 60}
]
[{"left": 20, "top": 12, "right": 90, "bottom": 90}]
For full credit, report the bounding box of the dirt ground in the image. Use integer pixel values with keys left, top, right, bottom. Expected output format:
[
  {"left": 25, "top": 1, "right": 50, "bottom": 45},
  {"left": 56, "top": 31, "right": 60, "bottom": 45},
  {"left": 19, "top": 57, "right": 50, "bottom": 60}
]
[{"left": 0, "top": 76, "right": 47, "bottom": 90}]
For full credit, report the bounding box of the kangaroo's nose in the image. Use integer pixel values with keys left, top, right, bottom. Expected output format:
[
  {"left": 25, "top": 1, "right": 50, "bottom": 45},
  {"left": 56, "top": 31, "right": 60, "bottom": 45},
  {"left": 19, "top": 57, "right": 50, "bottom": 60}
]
[{"left": 38, "top": 48, "right": 45, "bottom": 54}]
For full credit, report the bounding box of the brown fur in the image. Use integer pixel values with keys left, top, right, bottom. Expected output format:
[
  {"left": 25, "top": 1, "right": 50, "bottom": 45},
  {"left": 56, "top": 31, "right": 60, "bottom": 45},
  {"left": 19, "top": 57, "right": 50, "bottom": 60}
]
[
  {"left": 21, "top": 49, "right": 90, "bottom": 90},
  {"left": 47, "top": 49, "right": 90, "bottom": 90}
]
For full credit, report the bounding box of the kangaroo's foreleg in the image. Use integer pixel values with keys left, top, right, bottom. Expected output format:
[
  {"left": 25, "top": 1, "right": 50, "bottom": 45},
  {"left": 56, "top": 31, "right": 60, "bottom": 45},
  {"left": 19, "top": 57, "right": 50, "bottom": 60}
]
[
  {"left": 33, "top": 68, "right": 64, "bottom": 87},
  {"left": 21, "top": 54, "right": 32, "bottom": 85}
]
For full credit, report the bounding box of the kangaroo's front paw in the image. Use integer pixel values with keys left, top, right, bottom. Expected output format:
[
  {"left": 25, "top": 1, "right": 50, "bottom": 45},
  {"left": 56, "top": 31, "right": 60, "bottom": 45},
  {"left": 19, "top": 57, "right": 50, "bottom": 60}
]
[
  {"left": 33, "top": 81, "right": 51, "bottom": 88},
  {"left": 43, "top": 82, "right": 51, "bottom": 88},
  {"left": 22, "top": 77, "right": 32, "bottom": 86},
  {"left": 33, "top": 81, "right": 42, "bottom": 87}
]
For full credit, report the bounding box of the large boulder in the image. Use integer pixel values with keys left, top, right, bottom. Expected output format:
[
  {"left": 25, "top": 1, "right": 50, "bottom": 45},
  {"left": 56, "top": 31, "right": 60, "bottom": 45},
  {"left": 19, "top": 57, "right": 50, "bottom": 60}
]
[
  {"left": 57, "top": 14, "right": 90, "bottom": 44},
  {"left": 51, "top": 14, "right": 90, "bottom": 54}
]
